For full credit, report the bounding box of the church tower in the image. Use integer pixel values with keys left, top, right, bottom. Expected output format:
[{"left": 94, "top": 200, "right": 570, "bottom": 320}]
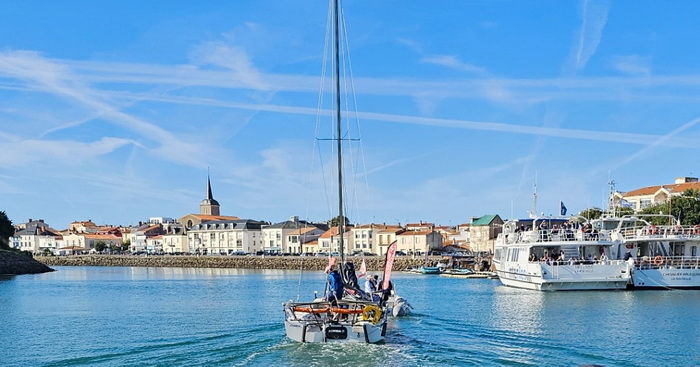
[{"left": 199, "top": 174, "right": 220, "bottom": 216}]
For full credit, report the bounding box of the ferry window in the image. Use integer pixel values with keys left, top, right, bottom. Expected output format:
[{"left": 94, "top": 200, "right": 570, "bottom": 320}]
[{"left": 692, "top": 246, "right": 697, "bottom": 256}]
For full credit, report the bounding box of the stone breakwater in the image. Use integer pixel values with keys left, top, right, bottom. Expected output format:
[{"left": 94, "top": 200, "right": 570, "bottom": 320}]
[
  {"left": 37, "top": 255, "right": 430, "bottom": 271},
  {"left": 0, "top": 251, "right": 55, "bottom": 275}
]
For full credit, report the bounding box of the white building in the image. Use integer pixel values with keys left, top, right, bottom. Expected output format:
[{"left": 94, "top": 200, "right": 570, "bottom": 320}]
[
  {"left": 262, "top": 216, "right": 327, "bottom": 254},
  {"left": 12, "top": 219, "right": 61, "bottom": 254},
  {"left": 187, "top": 219, "right": 265, "bottom": 255}
]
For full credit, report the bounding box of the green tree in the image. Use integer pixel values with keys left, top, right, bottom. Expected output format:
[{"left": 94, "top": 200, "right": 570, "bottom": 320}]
[
  {"left": 639, "top": 189, "right": 700, "bottom": 225},
  {"left": 0, "top": 211, "right": 14, "bottom": 250},
  {"left": 328, "top": 215, "right": 350, "bottom": 227},
  {"left": 94, "top": 241, "right": 107, "bottom": 253},
  {"left": 578, "top": 207, "right": 604, "bottom": 220}
]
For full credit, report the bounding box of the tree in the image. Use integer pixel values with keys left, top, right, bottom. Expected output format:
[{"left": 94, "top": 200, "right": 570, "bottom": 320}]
[
  {"left": 578, "top": 207, "right": 604, "bottom": 220},
  {"left": 639, "top": 189, "right": 700, "bottom": 225},
  {"left": 0, "top": 211, "right": 14, "bottom": 250},
  {"left": 94, "top": 241, "right": 107, "bottom": 253},
  {"left": 328, "top": 215, "right": 350, "bottom": 227}
]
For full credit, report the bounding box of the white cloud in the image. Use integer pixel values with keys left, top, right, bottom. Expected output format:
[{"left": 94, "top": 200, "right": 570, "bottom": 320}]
[
  {"left": 420, "top": 55, "right": 485, "bottom": 74},
  {"left": 610, "top": 55, "right": 651, "bottom": 76},
  {"left": 188, "top": 38, "right": 269, "bottom": 90},
  {"left": 567, "top": 0, "right": 609, "bottom": 75}
]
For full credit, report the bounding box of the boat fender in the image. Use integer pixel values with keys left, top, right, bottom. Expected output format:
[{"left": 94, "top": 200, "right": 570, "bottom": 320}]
[
  {"left": 361, "top": 305, "right": 383, "bottom": 325},
  {"left": 653, "top": 255, "right": 664, "bottom": 266}
]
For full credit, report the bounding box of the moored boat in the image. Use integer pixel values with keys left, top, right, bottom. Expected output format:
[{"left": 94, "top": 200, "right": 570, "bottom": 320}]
[
  {"left": 594, "top": 214, "right": 700, "bottom": 289},
  {"left": 493, "top": 217, "right": 631, "bottom": 291}
]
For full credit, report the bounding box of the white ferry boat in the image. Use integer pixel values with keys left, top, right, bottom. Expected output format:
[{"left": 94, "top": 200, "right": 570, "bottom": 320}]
[
  {"left": 593, "top": 214, "right": 700, "bottom": 289},
  {"left": 493, "top": 217, "right": 631, "bottom": 291}
]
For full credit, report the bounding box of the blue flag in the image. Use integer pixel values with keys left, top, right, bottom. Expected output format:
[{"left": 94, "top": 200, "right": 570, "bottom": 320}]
[{"left": 560, "top": 201, "right": 567, "bottom": 216}]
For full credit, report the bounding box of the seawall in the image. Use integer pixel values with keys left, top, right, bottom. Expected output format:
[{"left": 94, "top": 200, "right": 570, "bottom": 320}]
[
  {"left": 1, "top": 250, "right": 55, "bottom": 275},
  {"left": 36, "top": 255, "right": 431, "bottom": 271}
]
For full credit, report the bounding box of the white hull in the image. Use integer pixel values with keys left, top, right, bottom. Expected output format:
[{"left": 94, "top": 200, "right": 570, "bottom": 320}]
[
  {"left": 496, "top": 267, "right": 629, "bottom": 291},
  {"left": 284, "top": 319, "right": 385, "bottom": 343},
  {"left": 283, "top": 301, "right": 387, "bottom": 343},
  {"left": 630, "top": 266, "right": 700, "bottom": 289}
]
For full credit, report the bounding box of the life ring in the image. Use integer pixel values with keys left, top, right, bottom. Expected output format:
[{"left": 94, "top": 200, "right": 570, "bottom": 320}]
[
  {"left": 625, "top": 243, "right": 634, "bottom": 249},
  {"left": 361, "top": 305, "right": 383, "bottom": 325},
  {"left": 653, "top": 255, "right": 664, "bottom": 266}
]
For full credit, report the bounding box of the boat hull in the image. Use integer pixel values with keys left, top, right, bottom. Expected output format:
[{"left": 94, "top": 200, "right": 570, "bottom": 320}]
[
  {"left": 494, "top": 262, "right": 631, "bottom": 291},
  {"left": 497, "top": 271, "right": 629, "bottom": 291},
  {"left": 630, "top": 267, "right": 700, "bottom": 289},
  {"left": 284, "top": 319, "right": 385, "bottom": 343}
]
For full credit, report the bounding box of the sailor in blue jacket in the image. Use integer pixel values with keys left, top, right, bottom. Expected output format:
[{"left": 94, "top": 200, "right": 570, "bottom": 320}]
[{"left": 327, "top": 265, "right": 344, "bottom": 304}]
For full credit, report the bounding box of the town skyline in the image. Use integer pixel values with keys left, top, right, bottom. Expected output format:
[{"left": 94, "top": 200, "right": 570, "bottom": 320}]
[{"left": 3, "top": 1, "right": 700, "bottom": 231}]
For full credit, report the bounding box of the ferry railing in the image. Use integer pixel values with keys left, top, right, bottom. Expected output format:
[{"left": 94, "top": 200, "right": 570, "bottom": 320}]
[
  {"left": 635, "top": 255, "right": 700, "bottom": 270},
  {"left": 527, "top": 229, "right": 610, "bottom": 243},
  {"left": 618, "top": 225, "right": 700, "bottom": 240}
]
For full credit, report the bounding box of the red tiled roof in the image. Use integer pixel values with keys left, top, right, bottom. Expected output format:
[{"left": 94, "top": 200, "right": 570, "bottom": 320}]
[
  {"left": 624, "top": 182, "right": 700, "bottom": 197},
  {"left": 397, "top": 230, "right": 431, "bottom": 236}
]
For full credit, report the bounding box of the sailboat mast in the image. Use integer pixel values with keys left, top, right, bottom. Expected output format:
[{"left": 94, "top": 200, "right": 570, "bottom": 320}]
[{"left": 334, "top": 0, "right": 345, "bottom": 266}]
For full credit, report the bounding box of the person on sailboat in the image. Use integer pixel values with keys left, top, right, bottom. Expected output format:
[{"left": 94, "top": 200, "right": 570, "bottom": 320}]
[
  {"left": 327, "top": 265, "right": 344, "bottom": 305},
  {"left": 364, "top": 275, "right": 379, "bottom": 302}
]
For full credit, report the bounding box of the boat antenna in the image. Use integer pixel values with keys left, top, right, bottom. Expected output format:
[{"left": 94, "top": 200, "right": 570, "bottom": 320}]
[{"left": 608, "top": 180, "right": 616, "bottom": 217}]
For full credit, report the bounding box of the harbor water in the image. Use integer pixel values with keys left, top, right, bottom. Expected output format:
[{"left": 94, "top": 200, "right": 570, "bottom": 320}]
[{"left": 1, "top": 266, "right": 698, "bottom": 366}]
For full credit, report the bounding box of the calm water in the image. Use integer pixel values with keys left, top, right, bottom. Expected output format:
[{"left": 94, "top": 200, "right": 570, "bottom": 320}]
[{"left": 1, "top": 266, "right": 698, "bottom": 367}]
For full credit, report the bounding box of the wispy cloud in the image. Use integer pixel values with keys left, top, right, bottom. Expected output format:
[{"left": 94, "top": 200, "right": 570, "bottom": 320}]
[
  {"left": 0, "top": 50, "right": 224, "bottom": 169},
  {"left": 420, "top": 55, "right": 486, "bottom": 74},
  {"left": 567, "top": 0, "right": 609, "bottom": 75},
  {"left": 188, "top": 35, "right": 270, "bottom": 90},
  {"left": 610, "top": 55, "right": 652, "bottom": 76}
]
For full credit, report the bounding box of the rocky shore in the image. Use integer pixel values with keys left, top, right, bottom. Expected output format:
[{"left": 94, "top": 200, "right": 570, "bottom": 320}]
[
  {"left": 0, "top": 250, "right": 55, "bottom": 275},
  {"left": 36, "top": 255, "right": 430, "bottom": 271}
]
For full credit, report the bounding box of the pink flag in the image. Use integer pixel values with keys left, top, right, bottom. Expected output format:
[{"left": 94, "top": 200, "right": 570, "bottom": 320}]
[
  {"left": 382, "top": 241, "right": 397, "bottom": 290},
  {"left": 357, "top": 259, "right": 367, "bottom": 278},
  {"left": 324, "top": 256, "right": 336, "bottom": 273}
]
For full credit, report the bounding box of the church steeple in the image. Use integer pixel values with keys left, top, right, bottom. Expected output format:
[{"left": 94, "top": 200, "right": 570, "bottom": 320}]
[{"left": 200, "top": 171, "right": 220, "bottom": 216}]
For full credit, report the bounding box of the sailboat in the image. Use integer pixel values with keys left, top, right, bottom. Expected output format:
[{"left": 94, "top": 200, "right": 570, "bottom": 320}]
[{"left": 283, "top": 0, "right": 388, "bottom": 343}]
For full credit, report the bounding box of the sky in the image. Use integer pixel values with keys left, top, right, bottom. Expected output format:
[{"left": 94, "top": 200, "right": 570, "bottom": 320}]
[{"left": 2, "top": 0, "right": 700, "bottom": 230}]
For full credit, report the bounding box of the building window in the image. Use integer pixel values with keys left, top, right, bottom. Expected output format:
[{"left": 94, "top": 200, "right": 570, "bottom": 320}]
[{"left": 640, "top": 199, "right": 652, "bottom": 209}]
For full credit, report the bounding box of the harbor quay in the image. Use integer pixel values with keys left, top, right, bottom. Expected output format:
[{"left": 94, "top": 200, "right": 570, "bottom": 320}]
[{"left": 36, "top": 255, "right": 432, "bottom": 271}]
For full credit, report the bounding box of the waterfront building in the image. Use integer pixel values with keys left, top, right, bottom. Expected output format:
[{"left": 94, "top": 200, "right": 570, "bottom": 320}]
[
  {"left": 612, "top": 176, "right": 700, "bottom": 211},
  {"left": 318, "top": 226, "right": 353, "bottom": 255},
  {"left": 350, "top": 224, "right": 401, "bottom": 255},
  {"left": 125, "top": 223, "right": 165, "bottom": 252},
  {"left": 12, "top": 219, "right": 61, "bottom": 254},
  {"left": 187, "top": 219, "right": 265, "bottom": 255},
  {"left": 286, "top": 226, "right": 326, "bottom": 254},
  {"left": 299, "top": 238, "right": 320, "bottom": 254},
  {"left": 447, "top": 222, "right": 471, "bottom": 248},
  {"left": 468, "top": 214, "right": 503, "bottom": 254},
  {"left": 162, "top": 225, "right": 188, "bottom": 253},
  {"left": 262, "top": 216, "right": 326, "bottom": 254},
  {"left": 62, "top": 232, "right": 122, "bottom": 252},
  {"left": 396, "top": 229, "right": 443, "bottom": 256},
  {"left": 376, "top": 227, "right": 404, "bottom": 256},
  {"left": 68, "top": 220, "right": 98, "bottom": 233}
]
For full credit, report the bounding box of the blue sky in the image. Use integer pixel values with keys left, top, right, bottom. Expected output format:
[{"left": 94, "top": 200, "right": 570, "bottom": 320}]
[{"left": 2, "top": 0, "right": 700, "bottom": 230}]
